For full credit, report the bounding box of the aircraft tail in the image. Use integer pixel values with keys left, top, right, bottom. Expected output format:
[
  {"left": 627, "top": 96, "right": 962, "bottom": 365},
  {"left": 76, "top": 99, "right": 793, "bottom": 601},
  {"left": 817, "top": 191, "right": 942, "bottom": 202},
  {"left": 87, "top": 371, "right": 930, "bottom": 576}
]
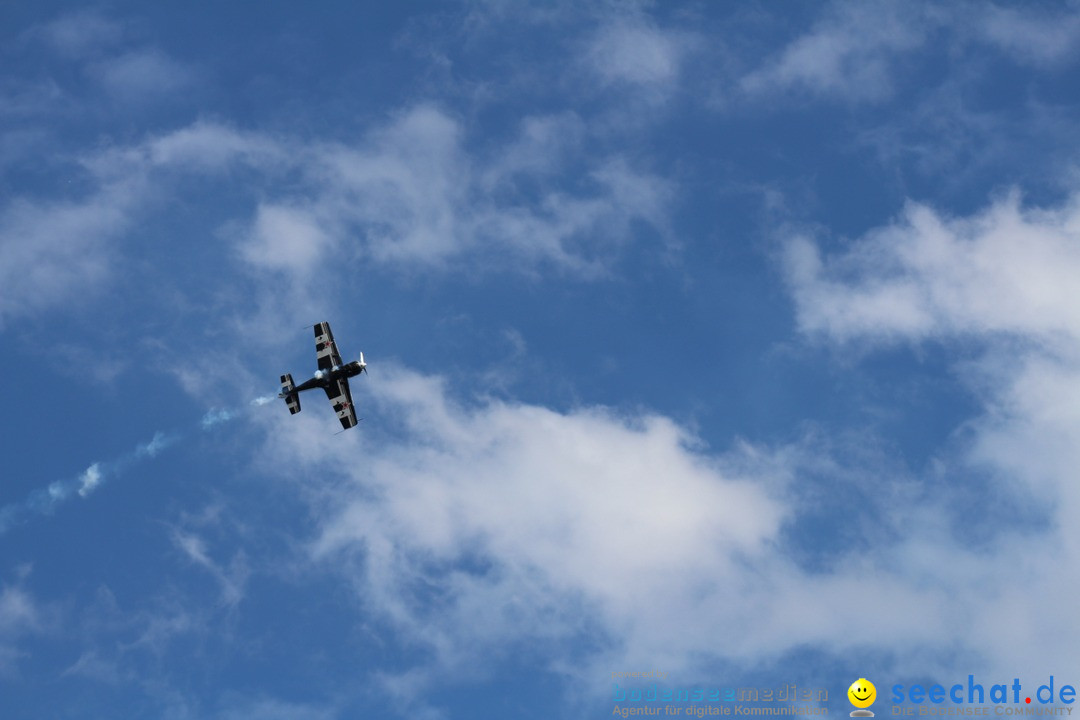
[{"left": 279, "top": 374, "right": 301, "bottom": 415}]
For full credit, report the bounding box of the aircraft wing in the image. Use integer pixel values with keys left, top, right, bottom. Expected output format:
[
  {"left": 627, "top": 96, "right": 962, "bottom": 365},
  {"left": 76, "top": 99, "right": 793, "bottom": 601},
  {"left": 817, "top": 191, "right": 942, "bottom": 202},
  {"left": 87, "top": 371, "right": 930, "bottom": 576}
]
[
  {"left": 315, "top": 321, "right": 344, "bottom": 371},
  {"left": 324, "top": 377, "right": 358, "bottom": 430}
]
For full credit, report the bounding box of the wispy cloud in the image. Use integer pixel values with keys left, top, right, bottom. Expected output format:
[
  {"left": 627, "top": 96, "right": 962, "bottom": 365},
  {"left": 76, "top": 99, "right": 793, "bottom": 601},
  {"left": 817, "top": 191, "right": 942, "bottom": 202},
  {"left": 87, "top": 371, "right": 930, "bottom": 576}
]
[
  {"left": 740, "top": 1, "right": 933, "bottom": 102},
  {"left": 974, "top": 4, "right": 1080, "bottom": 67},
  {"left": 88, "top": 48, "right": 193, "bottom": 104},
  {"left": 35, "top": 9, "right": 124, "bottom": 59},
  {"left": 2, "top": 101, "right": 672, "bottom": 336},
  {"left": 246, "top": 329, "right": 1080, "bottom": 697},
  {"left": 274, "top": 104, "right": 669, "bottom": 274},
  {"left": 171, "top": 530, "right": 249, "bottom": 607},
  {"left": 0, "top": 580, "right": 44, "bottom": 677},
  {"left": 783, "top": 190, "right": 1080, "bottom": 343},
  {"left": 584, "top": 14, "right": 688, "bottom": 94},
  {"left": 215, "top": 695, "right": 337, "bottom": 720},
  {"left": 738, "top": 2, "right": 1080, "bottom": 106},
  {"left": 26, "top": 9, "right": 195, "bottom": 104},
  {"left": 257, "top": 365, "right": 912, "bottom": 688},
  {"left": 781, "top": 186, "right": 1080, "bottom": 676},
  {"left": 0, "top": 182, "right": 138, "bottom": 328}
]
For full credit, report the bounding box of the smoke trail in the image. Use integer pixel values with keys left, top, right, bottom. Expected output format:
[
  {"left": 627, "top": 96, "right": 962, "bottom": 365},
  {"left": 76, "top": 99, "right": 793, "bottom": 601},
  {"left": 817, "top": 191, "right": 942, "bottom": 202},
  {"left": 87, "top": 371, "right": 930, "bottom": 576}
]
[
  {"left": 200, "top": 396, "right": 275, "bottom": 430},
  {"left": 201, "top": 408, "right": 236, "bottom": 429},
  {"left": 77, "top": 464, "right": 103, "bottom": 497},
  {"left": 0, "top": 394, "right": 277, "bottom": 535}
]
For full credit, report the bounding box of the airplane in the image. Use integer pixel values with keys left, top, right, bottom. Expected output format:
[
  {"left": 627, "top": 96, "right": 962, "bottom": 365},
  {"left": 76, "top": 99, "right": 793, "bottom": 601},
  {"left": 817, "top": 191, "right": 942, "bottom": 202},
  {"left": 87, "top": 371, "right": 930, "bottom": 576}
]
[{"left": 278, "top": 321, "right": 366, "bottom": 430}]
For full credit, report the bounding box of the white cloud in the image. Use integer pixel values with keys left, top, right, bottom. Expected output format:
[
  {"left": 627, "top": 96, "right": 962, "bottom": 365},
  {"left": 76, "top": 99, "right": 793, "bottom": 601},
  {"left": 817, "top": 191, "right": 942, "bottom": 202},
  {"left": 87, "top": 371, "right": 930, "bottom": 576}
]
[
  {"left": 975, "top": 5, "right": 1080, "bottom": 67},
  {"left": 240, "top": 204, "right": 334, "bottom": 276},
  {"left": 247, "top": 359, "right": 1080, "bottom": 695},
  {"left": 242, "top": 178, "right": 1080, "bottom": 685},
  {"left": 0, "top": 586, "right": 38, "bottom": 633},
  {"left": 783, "top": 191, "right": 1080, "bottom": 343},
  {"left": 37, "top": 9, "right": 124, "bottom": 59},
  {"left": 316, "top": 105, "right": 469, "bottom": 265},
  {"left": 182, "top": 105, "right": 672, "bottom": 276},
  {"left": 143, "top": 121, "right": 288, "bottom": 172},
  {"left": 26, "top": 10, "right": 195, "bottom": 111},
  {"left": 0, "top": 182, "right": 135, "bottom": 328},
  {"left": 0, "top": 79, "right": 66, "bottom": 121},
  {"left": 0, "top": 583, "right": 42, "bottom": 676},
  {"left": 89, "top": 49, "right": 193, "bottom": 104},
  {"left": 781, "top": 187, "right": 1080, "bottom": 678},
  {"left": 215, "top": 695, "right": 336, "bottom": 720},
  {"left": 264, "top": 366, "right": 787, "bottom": 678},
  {"left": 63, "top": 585, "right": 213, "bottom": 689},
  {"left": 172, "top": 530, "right": 249, "bottom": 607},
  {"left": 112, "top": 107, "right": 667, "bottom": 274},
  {"left": 741, "top": 1, "right": 931, "bottom": 101},
  {"left": 0, "top": 104, "right": 669, "bottom": 337},
  {"left": 481, "top": 112, "right": 586, "bottom": 185},
  {"left": 61, "top": 649, "right": 129, "bottom": 684},
  {"left": 0, "top": 20, "right": 205, "bottom": 332},
  {"left": 586, "top": 18, "right": 684, "bottom": 88},
  {"left": 741, "top": 2, "right": 1080, "bottom": 105}
]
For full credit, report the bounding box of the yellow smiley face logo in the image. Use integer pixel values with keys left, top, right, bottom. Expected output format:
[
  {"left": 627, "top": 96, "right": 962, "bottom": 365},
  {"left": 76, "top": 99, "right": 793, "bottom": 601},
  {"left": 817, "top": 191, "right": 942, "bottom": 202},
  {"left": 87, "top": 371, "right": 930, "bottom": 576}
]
[{"left": 848, "top": 678, "right": 876, "bottom": 708}]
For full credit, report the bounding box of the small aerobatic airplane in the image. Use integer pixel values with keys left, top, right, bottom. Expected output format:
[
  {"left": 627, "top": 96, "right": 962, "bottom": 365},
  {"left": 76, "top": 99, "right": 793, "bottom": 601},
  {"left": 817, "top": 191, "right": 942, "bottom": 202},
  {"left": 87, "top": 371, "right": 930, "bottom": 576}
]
[{"left": 278, "top": 321, "right": 367, "bottom": 430}]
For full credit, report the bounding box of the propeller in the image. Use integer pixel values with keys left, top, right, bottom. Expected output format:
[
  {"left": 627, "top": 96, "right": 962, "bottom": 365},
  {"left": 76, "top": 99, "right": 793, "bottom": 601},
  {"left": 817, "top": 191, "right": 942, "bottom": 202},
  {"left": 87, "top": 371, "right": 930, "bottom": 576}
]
[{"left": 359, "top": 351, "right": 367, "bottom": 374}]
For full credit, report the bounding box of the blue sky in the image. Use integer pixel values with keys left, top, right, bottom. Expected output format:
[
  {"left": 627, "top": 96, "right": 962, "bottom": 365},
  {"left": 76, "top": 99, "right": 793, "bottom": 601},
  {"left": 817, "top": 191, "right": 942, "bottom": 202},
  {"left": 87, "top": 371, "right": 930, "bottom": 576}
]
[{"left": 3, "top": 2, "right": 1080, "bottom": 718}]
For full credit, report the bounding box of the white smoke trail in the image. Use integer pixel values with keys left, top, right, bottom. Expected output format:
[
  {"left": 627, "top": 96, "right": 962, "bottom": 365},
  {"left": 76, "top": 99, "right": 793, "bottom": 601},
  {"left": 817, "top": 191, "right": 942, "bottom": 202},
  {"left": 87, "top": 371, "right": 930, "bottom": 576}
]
[
  {"left": 201, "top": 408, "right": 236, "bottom": 429},
  {"left": 136, "top": 431, "right": 174, "bottom": 458},
  {"left": 77, "top": 464, "right": 103, "bottom": 497},
  {"left": 0, "top": 394, "right": 278, "bottom": 535},
  {"left": 200, "top": 395, "right": 275, "bottom": 430}
]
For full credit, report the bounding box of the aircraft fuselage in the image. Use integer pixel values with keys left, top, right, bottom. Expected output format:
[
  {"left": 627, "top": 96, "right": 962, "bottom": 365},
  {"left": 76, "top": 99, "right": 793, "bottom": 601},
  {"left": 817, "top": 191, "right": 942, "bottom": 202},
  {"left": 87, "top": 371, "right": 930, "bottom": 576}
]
[
  {"left": 292, "top": 360, "right": 365, "bottom": 395},
  {"left": 279, "top": 322, "right": 365, "bottom": 430}
]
